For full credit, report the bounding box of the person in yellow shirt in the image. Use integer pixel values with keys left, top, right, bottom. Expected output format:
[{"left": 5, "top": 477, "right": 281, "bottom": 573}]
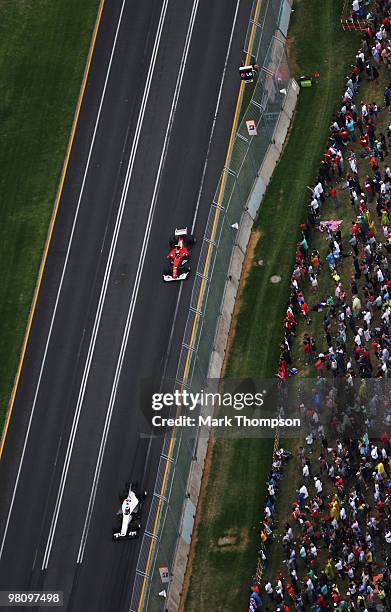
[
  {"left": 325, "top": 559, "right": 335, "bottom": 580},
  {"left": 330, "top": 498, "right": 340, "bottom": 520},
  {"left": 376, "top": 461, "right": 386, "bottom": 478}
]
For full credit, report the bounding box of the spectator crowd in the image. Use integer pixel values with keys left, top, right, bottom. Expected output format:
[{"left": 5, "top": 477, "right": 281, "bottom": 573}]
[{"left": 248, "top": 0, "right": 391, "bottom": 610}]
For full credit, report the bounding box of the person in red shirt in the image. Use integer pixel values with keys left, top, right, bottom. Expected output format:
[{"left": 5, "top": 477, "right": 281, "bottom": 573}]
[
  {"left": 312, "top": 253, "right": 321, "bottom": 270},
  {"left": 370, "top": 154, "right": 379, "bottom": 171},
  {"left": 329, "top": 186, "right": 340, "bottom": 209},
  {"left": 317, "top": 593, "right": 327, "bottom": 609},
  {"left": 286, "top": 583, "right": 296, "bottom": 601},
  {"left": 286, "top": 309, "right": 296, "bottom": 325},
  {"left": 332, "top": 589, "right": 341, "bottom": 605},
  {"left": 315, "top": 358, "right": 323, "bottom": 374},
  {"left": 300, "top": 302, "right": 311, "bottom": 325},
  {"left": 334, "top": 153, "right": 342, "bottom": 178},
  {"left": 340, "top": 128, "right": 349, "bottom": 145},
  {"left": 352, "top": 221, "right": 359, "bottom": 237},
  {"left": 359, "top": 199, "right": 367, "bottom": 214},
  {"left": 372, "top": 341, "right": 381, "bottom": 358},
  {"left": 278, "top": 359, "right": 288, "bottom": 380},
  {"left": 292, "top": 504, "right": 303, "bottom": 521},
  {"left": 360, "top": 133, "right": 370, "bottom": 149},
  {"left": 324, "top": 148, "right": 332, "bottom": 163},
  {"left": 303, "top": 334, "right": 311, "bottom": 362},
  {"left": 355, "top": 344, "right": 362, "bottom": 360}
]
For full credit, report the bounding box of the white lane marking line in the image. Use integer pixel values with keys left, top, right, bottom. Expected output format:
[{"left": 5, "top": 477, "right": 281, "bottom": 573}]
[
  {"left": 160, "top": 0, "right": 241, "bottom": 386},
  {"left": 0, "top": 0, "right": 128, "bottom": 562},
  {"left": 191, "top": 0, "right": 241, "bottom": 234},
  {"left": 76, "top": 0, "right": 201, "bottom": 564},
  {"left": 41, "top": 0, "right": 170, "bottom": 571}
]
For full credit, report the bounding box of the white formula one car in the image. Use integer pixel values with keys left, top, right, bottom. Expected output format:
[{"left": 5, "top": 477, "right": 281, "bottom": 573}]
[
  {"left": 112, "top": 483, "right": 147, "bottom": 541},
  {"left": 163, "top": 228, "right": 196, "bottom": 282}
]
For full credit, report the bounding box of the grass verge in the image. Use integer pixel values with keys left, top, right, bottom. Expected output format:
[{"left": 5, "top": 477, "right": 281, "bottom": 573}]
[
  {"left": 0, "top": 0, "right": 101, "bottom": 426},
  {"left": 182, "top": 1, "right": 360, "bottom": 609}
]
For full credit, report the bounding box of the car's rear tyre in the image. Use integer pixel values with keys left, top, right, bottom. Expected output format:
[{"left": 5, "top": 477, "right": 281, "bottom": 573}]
[
  {"left": 169, "top": 237, "right": 176, "bottom": 248},
  {"left": 186, "top": 234, "right": 196, "bottom": 246},
  {"left": 163, "top": 268, "right": 172, "bottom": 276},
  {"left": 180, "top": 266, "right": 190, "bottom": 274}
]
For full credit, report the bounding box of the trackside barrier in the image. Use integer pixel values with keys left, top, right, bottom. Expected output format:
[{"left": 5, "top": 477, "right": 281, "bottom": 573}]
[
  {"left": 129, "top": 1, "right": 297, "bottom": 610},
  {"left": 253, "top": 425, "right": 281, "bottom": 586},
  {"left": 341, "top": 0, "right": 370, "bottom": 31}
]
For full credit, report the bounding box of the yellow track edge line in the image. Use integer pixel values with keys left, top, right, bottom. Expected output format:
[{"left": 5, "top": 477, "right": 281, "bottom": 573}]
[
  {"left": 0, "top": 0, "right": 106, "bottom": 459},
  {"left": 136, "top": 0, "right": 262, "bottom": 609}
]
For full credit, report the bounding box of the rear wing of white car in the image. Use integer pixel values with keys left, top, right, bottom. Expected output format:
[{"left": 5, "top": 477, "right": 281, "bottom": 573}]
[{"left": 175, "top": 227, "right": 188, "bottom": 236}]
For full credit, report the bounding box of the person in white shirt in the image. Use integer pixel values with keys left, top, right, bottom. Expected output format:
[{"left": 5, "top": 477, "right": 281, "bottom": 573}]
[
  {"left": 306, "top": 577, "right": 314, "bottom": 590},
  {"left": 265, "top": 505, "right": 271, "bottom": 519},
  {"left": 299, "top": 484, "right": 309, "bottom": 499},
  {"left": 303, "top": 463, "right": 310, "bottom": 479},
  {"left": 376, "top": 267, "right": 384, "bottom": 283},
  {"left": 381, "top": 306, "right": 391, "bottom": 324},
  {"left": 306, "top": 432, "right": 313, "bottom": 450},
  {"left": 349, "top": 154, "right": 358, "bottom": 174},
  {"left": 314, "top": 477, "right": 323, "bottom": 494},
  {"left": 314, "top": 181, "right": 324, "bottom": 201},
  {"left": 265, "top": 582, "right": 273, "bottom": 596},
  {"left": 345, "top": 87, "right": 353, "bottom": 100},
  {"left": 363, "top": 310, "right": 372, "bottom": 327},
  {"left": 311, "top": 197, "right": 320, "bottom": 215}
]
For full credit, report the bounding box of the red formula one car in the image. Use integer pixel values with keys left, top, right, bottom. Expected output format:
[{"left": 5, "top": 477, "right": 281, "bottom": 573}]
[{"left": 163, "top": 228, "right": 196, "bottom": 282}]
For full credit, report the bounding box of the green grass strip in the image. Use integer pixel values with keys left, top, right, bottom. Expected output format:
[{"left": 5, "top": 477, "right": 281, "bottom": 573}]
[
  {"left": 184, "top": 1, "right": 360, "bottom": 609},
  {"left": 0, "top": 0, "right": 101, "bottom": 425}
]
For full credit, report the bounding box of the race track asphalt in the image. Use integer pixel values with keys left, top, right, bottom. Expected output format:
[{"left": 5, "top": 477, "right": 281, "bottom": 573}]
[{"left": 0, "top": 0, "right": 252, "bottom": 610}]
